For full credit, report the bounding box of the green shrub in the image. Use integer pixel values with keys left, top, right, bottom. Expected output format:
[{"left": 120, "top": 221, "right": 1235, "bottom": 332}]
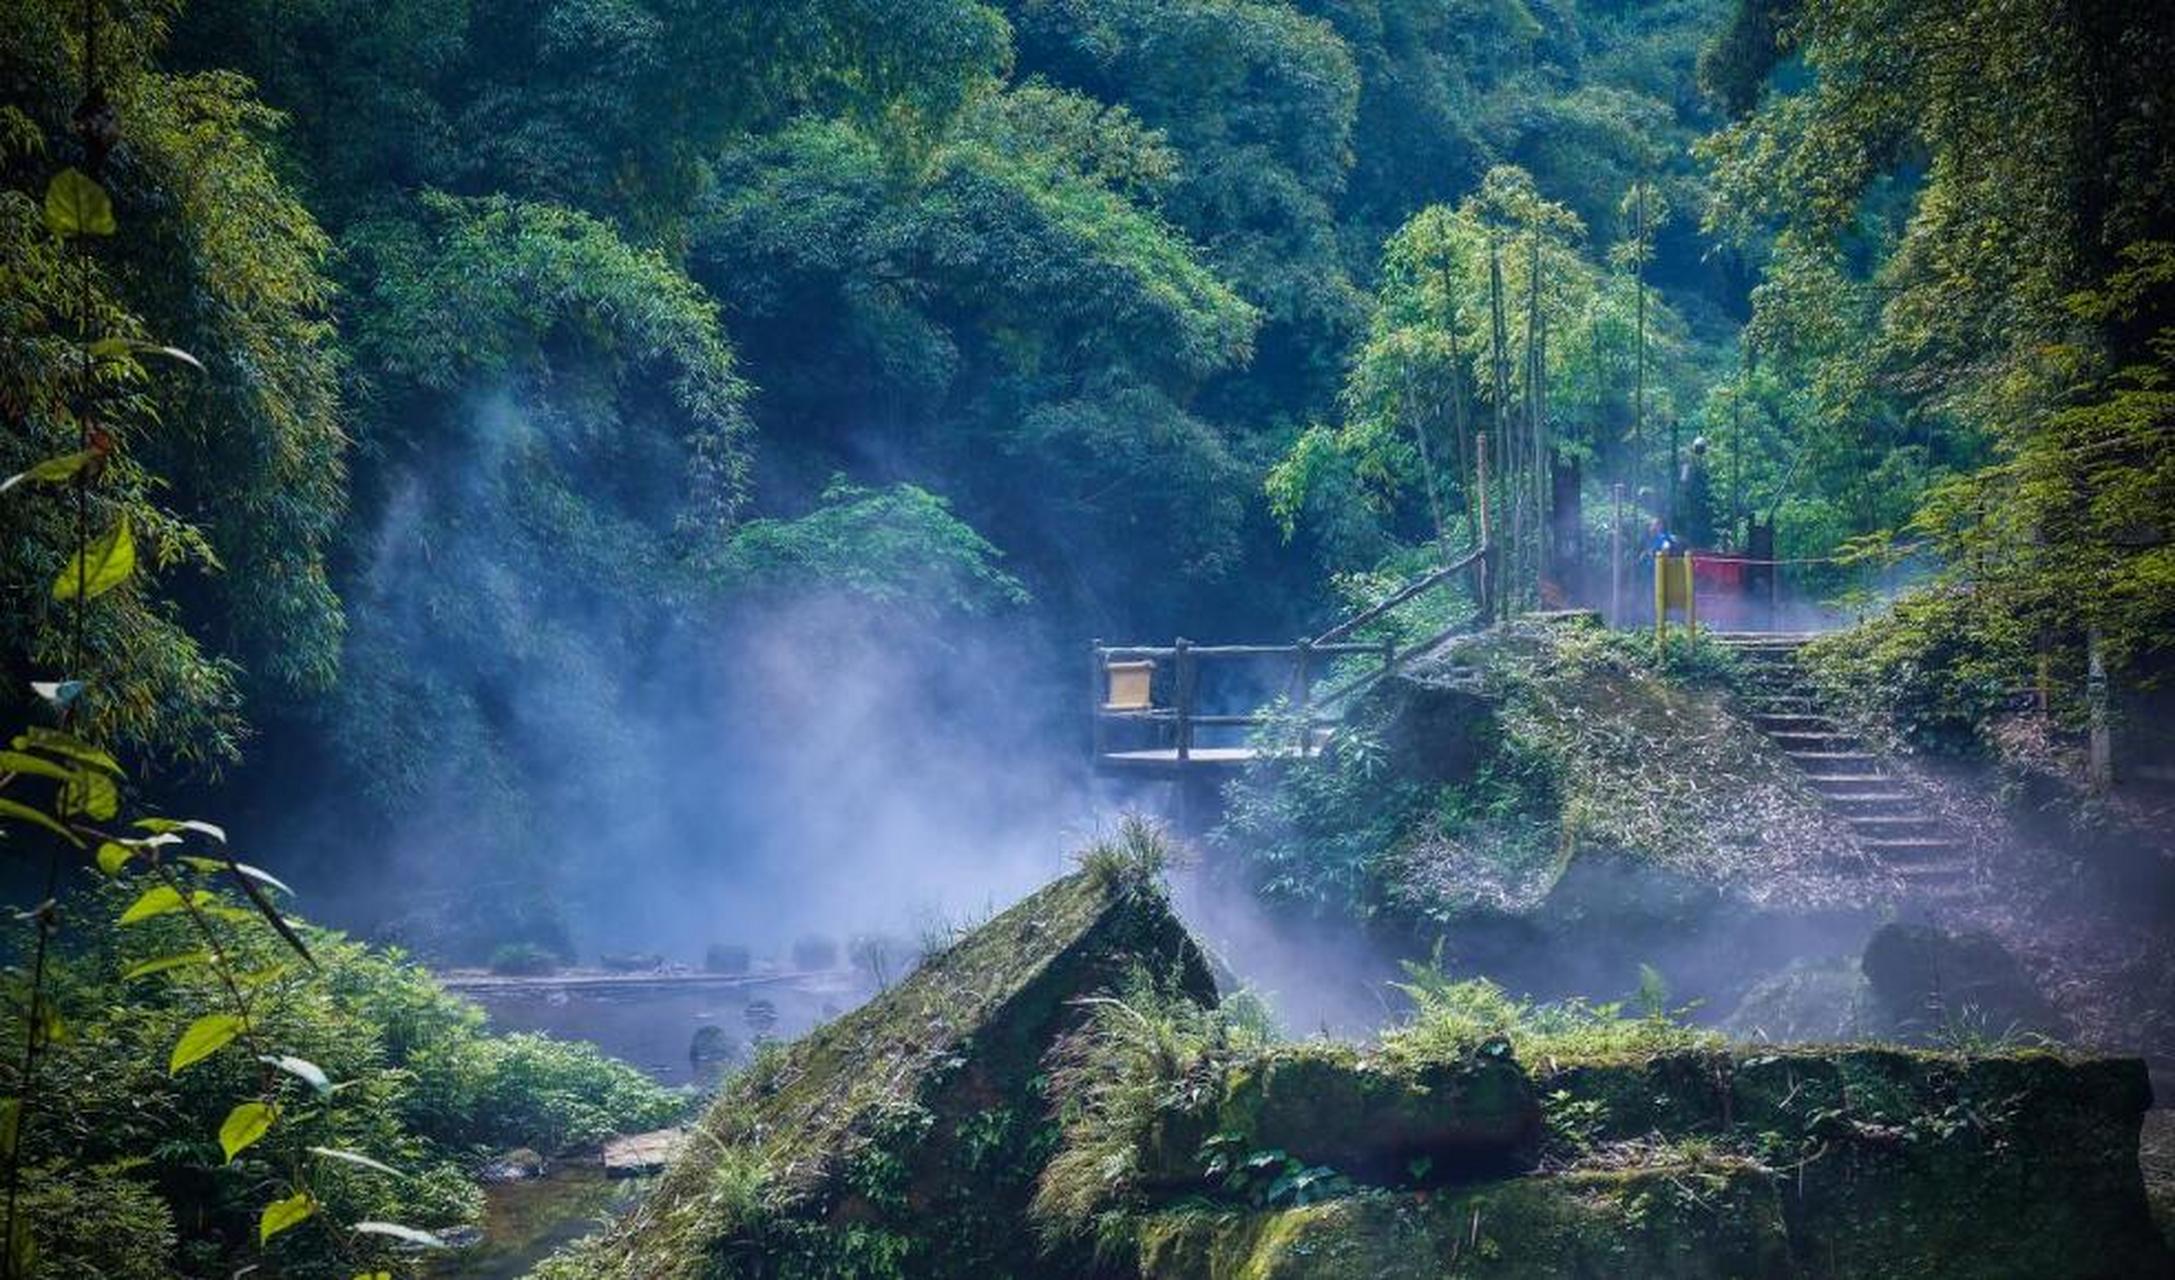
[
  {"left": 1380, "top": 948, "right": 1719, "bottom": 1068},
  {"left": 488, "top": 941, "right": 563, "bottom": 975},
  {"left": 3, "top": 883, "right": 686, "bottom": 1278}
]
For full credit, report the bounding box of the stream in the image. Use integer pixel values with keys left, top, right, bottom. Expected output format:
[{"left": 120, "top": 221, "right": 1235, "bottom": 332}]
[{"left": 428, "top": 972, "right": 868, "bottom": 1275}]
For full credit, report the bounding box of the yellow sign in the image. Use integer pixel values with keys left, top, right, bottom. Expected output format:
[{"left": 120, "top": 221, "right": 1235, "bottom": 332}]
[
  {"left": 1104, "top": 660, "right": 1155, "bottom": 711},
  {"left": 1654, "top": 552, "right": 1696, "bottom": 647}
]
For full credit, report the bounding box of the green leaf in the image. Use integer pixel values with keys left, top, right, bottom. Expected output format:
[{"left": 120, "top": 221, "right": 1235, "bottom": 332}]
[
  {"left": 29, "top": 679, "right": 87, "bottom": 709},
  {"left": 219, "top": 1101, "right": 278, "bottom": 1163},
  {"left": 53, "top": 513, "right": 134, "bottom": 600},
  {"left": 0, "top": 796, "right": 83, "bottom": 847},
  {"left": 135, "top": 816, "right": 226, "bottom": 842},
  {"left": 61, "top": 767, "right": 118, "bottom": 820},
  {"left": 181, "top": 856, "right": 294, "bottom": 897},
  {"left": 0, "top": 450, "right": 97, "bottom": 494},
  {"left": 0, "top": 749, "right": 79, "bottom": 784},
  {"left": 88, "top": 337, "right": 205, "bottom": 373},
  {"left": 259, "top": 1191, "right": 316, "bottom": 1243},
  {"left": 352, "top": 1222, "right": 445, "bottom": 1249},
  {"left": 44, "top": 167, "right": 115, "bottom": 237},
  {"left": 265, "top": 1056, "right": 333, "bottom": 1095},
  {"left": 119, "top": 884, "right": 204, "bottom": 924},
  {"left": 122, "top": 950, "right": 212, "bottom": 981},
  {"left": 97, "top": 841, "right": 134, "bottom": 876},
  {"left": 8, "top": 1210, "right": 33, "bottom": 1277},
  {"left": 309, "top": 1146, "right": 403, "bottom": 1178},
  {"left": 16, "top": 726, "right": 122, "bottom": 774},
  {"left": 170, "top": 1012, "right": 244, "bottom": 1075}
]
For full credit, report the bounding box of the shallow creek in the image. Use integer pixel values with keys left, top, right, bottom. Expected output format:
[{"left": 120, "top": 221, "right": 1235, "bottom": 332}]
[{"left": 427, "top": 973, "right": 866, "bottom": 1274}]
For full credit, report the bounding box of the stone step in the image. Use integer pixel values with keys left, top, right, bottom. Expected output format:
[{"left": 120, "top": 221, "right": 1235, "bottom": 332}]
[
  {"left": 1807, "top": 772, "right": 1896, "bottom": 787},
  {"left": 1848, "top": 814, "right": 1946, "bottom": 836},
  {"left": 1861, "top": 834, "right": 1966, "bottom": 864},
  {"left": 1824, "top": 790, "right": 1916, "bottom": 805},
  {"left": 1754, "top": 713, "right": 1838, "bottom": 731},
  {"left": 1771, "top": 730, "right": 1859, "bottom": 749}
]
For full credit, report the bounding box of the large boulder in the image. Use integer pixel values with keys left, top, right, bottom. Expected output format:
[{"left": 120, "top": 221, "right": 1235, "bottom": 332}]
[
  {"left": 548, "top": 854, "right": 1213, "bottom": 1279},
  {"left": 1861, "top": 921, "right": 2069, "bottom": 1042},
  {"left": 1138, "top": 1041, "right": 1540, "bottom": 1187}
]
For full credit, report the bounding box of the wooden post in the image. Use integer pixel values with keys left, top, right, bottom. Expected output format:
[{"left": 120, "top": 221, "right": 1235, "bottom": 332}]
[
  {"left": 1684, "top": 552, "right": 1697, "bottom": 635},
  {"left": 1293, "top": 639, "right": 1313, "bottom": 755},
  {"left": 1090, "top": 639, "right": 1106, "bottom": 761},
  {"left": 1174, "top": 637, "right": 1194, "bottom": 765},
  {"left": 1380, "top": 637, "right": 1397, "bottom": 678},
  {"left": 2088, "top": 628, "right": 2112, "bottom": 790},
  {"left": 1610, "top": 483, "right": 1624, "bottom": 627},
  {"left": 1654, "top": 551, "right": 1667, "bottom": 653},
  {"left": 1475, "top": 431, "right": 1493, "bottom": 621}
]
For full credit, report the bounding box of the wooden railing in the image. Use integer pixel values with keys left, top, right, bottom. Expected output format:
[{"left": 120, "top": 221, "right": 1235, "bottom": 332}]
[{"left": 1091, "top": 543, "right": 1488, "bottom": 772}]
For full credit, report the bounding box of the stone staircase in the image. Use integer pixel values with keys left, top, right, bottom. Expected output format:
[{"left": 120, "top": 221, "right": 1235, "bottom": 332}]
[{"left": 1715, "top": 632, "right": 1973, "bottom": 896}]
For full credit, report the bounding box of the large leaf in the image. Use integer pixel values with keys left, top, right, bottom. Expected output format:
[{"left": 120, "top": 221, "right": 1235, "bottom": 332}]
[
  {"left": 44, "top": 168, "right": 115, "bottom": 237},
  {"left": 0, "top": 797, "right": 82, "bottom": 847},
  {"left": 16, "top": 726, "right": 122, "bottom": 774},
  {"left": 89, "top": 337, "right": 205, "bottom": 373},
  {"left": 259, "top": 1192, "right": 316, "bottom": 1243},
  {"left": 119, "top": 884, "right": 206, "bottom": 924},
  {"left": 264, "top": 1055, "right": 333, "bottom": 1095},
  {"left": 0, "top": 750, "right": 78, "bottom": 784},
  {"left": 0, "top": 450, "right": 97, "bottom": 495},
  {"left": 135, "top": 816, "right": 227, "bottom": 842},
  {"left": 51, "top": 514, "right": 134, "bottom": 601},
  {"left": 122, "top": 950, "right": 212, "bottom": 981},
  {"left": 170, "top": 1012, "right": 244, "bottom": 1075},
  {"left": 96, "top": 842, "right": 134, "bottom": 876},
  {"left": 309, "top": 1146, "right": 404, "bottom": 1178},
  {"left": 352, "top": 1222, "right": 446, "bottom": 1249},
  {"left": 219, "top": 1101, "right": 278, "bottom": 1162},
  {"left": 60, "top": 767, "right": 118, "bottom": 821}
]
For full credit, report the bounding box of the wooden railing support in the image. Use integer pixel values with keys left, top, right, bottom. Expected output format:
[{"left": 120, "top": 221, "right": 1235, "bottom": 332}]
[{"left": 1174, "top": 637, "right": 1194, "bottom": 763}]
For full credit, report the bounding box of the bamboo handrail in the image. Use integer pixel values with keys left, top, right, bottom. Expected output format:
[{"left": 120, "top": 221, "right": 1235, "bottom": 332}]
[{"left": 1308, "top": 543, "right": 1488, "bottom": 648}]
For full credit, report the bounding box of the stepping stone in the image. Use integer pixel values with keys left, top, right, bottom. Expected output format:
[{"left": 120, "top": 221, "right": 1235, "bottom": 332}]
[{"left": 603, "top": 1128, "right": 687, "bottom": 1178}]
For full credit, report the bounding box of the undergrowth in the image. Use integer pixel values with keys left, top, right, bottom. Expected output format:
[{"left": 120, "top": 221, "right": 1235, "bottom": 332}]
[
  {"left": 1034, "top": 972, "right": 1275, "bottom": 1251},
  {"left": 1379, "top": 947, "right": 1719, "bottom": 1068}
]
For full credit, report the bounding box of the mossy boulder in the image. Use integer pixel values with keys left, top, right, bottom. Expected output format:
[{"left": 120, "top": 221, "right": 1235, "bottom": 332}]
[
  {"left": 1140, "top": 1041, "right": 1540, "bottom": 1187},
  {"left": 1536, "top": 1047, "right": 2167, "bottom": 1277},
  {"left": 551, "top": 863, "right": 1213, "bottom": 1279},
  {"left": 1136, "top": 1162, "right": 1791, "bottom": 1279}
]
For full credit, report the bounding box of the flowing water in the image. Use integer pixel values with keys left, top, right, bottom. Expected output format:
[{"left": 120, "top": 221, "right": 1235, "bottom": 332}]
[{"left": 427, "top": 972, "right": 868, "bottom": 1275}]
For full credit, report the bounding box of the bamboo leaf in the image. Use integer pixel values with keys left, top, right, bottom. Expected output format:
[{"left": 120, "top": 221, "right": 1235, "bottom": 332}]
[
  {"left": 259, "top": 1192, "right": 316, "bottom": 1243},
  {"left": 219, "top": 1101, "right": 278, "bottom": 1162},
  {"left": 52, "top": 514, "right": 134, "bottom": 600},
  {"left": 0, "top": 450, "right": 97, "bottom": 494},
  {"left": 170, "top": 1012, "right": 244, "bottom": 1075},
  {"left": 44, "top": 167, "right": 115, "bottom": 237}
]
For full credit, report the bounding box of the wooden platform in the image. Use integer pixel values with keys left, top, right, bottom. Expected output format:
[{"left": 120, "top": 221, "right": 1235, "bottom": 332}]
[{"left": 435, "top": 969, "right": 821, "bottom": 994}]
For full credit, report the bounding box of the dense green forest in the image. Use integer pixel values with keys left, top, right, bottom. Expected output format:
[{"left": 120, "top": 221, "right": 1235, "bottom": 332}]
[{"left": 2, "top": 0, "right": 2172, "bottom": 1274}]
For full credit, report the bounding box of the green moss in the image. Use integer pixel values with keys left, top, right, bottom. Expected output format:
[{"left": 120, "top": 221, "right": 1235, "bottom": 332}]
[
  {"left": 1138, "top": 1164, "right": 1789, "bottom": 1279},
  {"left": 559, "top": 855, "right": 1215, "bottom": 1279}
]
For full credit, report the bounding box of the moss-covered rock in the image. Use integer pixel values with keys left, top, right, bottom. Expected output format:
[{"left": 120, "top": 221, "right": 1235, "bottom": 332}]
[
  {"left": 547, "top": 858, "right": 1213, "bottom": 1279},
  {"left": 1136, "top": 1163, "right": 1791, "bottom": 1279},
  {"left": 1139, "top": 1041, "right": 1540, "bottom": 1188}
]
